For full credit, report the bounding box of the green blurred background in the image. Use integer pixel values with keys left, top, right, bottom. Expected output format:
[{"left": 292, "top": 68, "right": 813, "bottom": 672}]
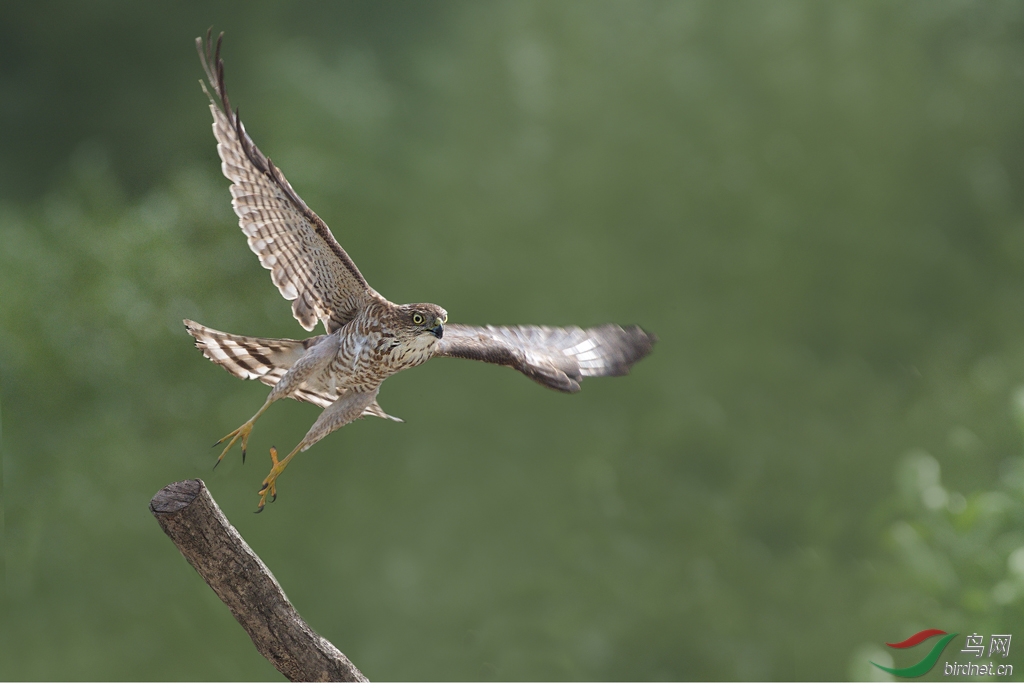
[{"left": 2, "top": 0, "right": 1024, "bottom": 682}]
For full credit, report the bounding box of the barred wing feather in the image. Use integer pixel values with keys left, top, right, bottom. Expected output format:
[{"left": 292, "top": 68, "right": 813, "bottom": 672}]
[
  {"left": 197, "top": 30, "right": 380, "bottom": 333},
  {"left": 436, "top": 323, "right": 655, "bottom": 393}
]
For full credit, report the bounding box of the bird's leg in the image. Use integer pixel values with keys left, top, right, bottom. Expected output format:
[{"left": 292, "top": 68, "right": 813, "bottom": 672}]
[
  {"left": 215, "top": 398, "right": 273, "bottom": 467},
  {"left": 216, "top": 334, "right": 340, "bottom": 468},
  {"left": 256, "top": 442, "right": 302, "bottom": 512},
  {"left": 253, "top": 387, "right": 379, "bottom": 512}
]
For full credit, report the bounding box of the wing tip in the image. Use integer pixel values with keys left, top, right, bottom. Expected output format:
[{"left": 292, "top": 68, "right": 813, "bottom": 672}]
[
  {"left": 615, "top": 323, "right": 657, "bottom": 365},
  {"left": 583, "top": 323, "right": 656, "bottom": 378}
]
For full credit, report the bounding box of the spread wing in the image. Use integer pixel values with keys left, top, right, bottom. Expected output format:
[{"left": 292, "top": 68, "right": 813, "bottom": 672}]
[
  {"left": 197, "top": 30, "right": 382, "bottom": 333},
  {"left": 435, "top": 323, "right": 655, "bottom": 393}
]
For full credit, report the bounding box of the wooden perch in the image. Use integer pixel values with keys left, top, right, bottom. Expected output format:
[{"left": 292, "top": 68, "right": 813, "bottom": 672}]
[{"left": 150, "top": 479, "right": 367, "bottom": 682}]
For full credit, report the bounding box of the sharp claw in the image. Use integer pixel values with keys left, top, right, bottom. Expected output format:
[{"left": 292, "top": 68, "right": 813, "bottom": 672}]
[
  {"left": 260, "top": 482, "right": 268, "bottom": 491},
  {"left": 271, "top": 493, "right": 277, "bottom": 503},
  {"left": 241, "top": 448, "right": 246, "bottom": 465},
  {"left": 255, "top": 506, "right": 264, "bottom": 514}
]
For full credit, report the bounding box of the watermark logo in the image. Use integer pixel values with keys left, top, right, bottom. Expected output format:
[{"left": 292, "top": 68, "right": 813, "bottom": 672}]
[
  {"left": 945, "top": 633, "right": 1013, "bottom": 677},
  {"left": 872, "top": 629, "right": 958, "bottom": 678},
  {"left": 872, "top": 630, "right": 1014, "bottom": 678}
]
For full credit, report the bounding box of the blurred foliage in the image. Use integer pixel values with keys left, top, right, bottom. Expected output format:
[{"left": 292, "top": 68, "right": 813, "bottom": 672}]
[
  {"left": 849, "top": 445, "right": 1024, "bottom": 681},
  {"left": 2, "top": 0, "right": 1024, "bottom": 681}
]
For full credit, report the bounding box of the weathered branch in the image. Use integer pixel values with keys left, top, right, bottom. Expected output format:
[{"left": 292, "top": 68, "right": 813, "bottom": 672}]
[{"left": 150, "top": 479, "right": 367, "bottom": 682}]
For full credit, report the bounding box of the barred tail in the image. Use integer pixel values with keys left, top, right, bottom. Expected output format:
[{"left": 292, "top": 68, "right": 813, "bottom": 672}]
[
  {"left": 184, "top": 318, "right": 310, "bottom": 381},
  {"left": 183, "top": 319, "right": 401, "bottom": 421}
]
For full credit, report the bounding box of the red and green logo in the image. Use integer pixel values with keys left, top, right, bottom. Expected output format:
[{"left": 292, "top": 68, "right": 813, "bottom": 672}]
[{"left": 872, "top": 629, "right": 959, "bottom": 678}]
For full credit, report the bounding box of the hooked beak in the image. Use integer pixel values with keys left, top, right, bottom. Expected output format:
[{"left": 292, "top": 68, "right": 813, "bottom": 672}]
[{"left": 431, "top": 318, "right": 444, "bottom": 339}]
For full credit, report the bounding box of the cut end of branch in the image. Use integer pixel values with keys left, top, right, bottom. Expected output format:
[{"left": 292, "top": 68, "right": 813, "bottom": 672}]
[{"left": 150, "top": 478, "right": 204, "bottom": 515}]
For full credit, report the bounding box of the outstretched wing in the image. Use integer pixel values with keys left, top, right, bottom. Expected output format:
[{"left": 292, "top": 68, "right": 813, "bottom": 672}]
[
  {"left": 435, "top": 323, "right": 655, "bottom": 393},
  {"left": 197, "top": 30, "right": 381, "bottom": 333}
]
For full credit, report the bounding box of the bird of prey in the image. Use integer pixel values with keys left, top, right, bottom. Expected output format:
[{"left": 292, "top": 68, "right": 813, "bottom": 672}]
[{"left": 186, "top": 31, "right": 655, "bottom": 511}]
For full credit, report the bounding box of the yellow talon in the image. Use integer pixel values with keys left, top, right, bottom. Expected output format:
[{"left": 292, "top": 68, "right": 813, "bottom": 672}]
[
  {"left": 215, "top": 401, "right": 274, "bottom": 468},
  {"left": 256, "top": 444, "right": 299, "bottom": 512},
  {"left": 215, "top": 420, "right": 254, "bottom": 467}
]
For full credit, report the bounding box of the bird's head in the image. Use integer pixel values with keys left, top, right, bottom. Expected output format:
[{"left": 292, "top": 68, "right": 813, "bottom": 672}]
[{"left": 398, "top": 303, "right": 448, "bottom": 341}]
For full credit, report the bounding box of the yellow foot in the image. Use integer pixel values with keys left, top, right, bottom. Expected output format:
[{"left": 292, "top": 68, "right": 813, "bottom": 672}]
[
  {"left": 256, "top": 445, "right": 289, "bottom": 513},
  {"left": 214, "top": 420, "right": 255, "bottom": 468}
]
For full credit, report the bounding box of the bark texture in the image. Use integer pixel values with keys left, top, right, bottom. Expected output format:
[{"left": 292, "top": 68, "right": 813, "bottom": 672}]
[{"left": 150, "top": 478, "right": 367, "bottom": 682}]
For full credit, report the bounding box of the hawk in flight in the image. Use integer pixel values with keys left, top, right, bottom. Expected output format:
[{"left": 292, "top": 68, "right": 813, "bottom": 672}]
[{"left": 186, "top": 31, "right": 655, "bottom": 511}]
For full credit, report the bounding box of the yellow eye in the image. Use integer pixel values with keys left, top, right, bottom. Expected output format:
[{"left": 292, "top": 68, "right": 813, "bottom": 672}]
[
  {"left": 412, "top": 313, "right": 424, "bottom": 325},
  {"left": 442, "top": 315, "right": 448, "bottom": 324}
]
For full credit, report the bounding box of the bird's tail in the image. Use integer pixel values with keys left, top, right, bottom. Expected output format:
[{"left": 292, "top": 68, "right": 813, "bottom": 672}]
[
  {"left": 183, "top": 319, "right": 401, "bottom": 421},
  {"left": 184, "top": 318, "right": 309, "bottom": 383}
]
